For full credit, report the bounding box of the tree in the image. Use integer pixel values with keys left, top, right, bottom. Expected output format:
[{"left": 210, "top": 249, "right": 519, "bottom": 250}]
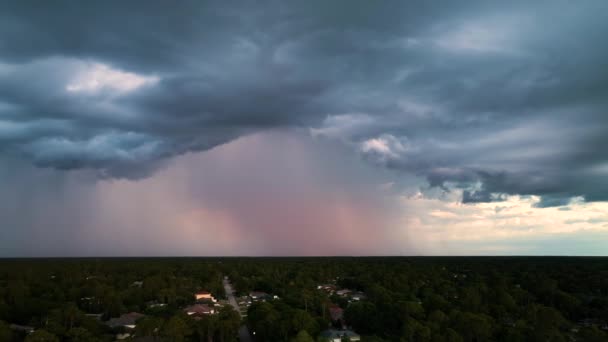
[
  {"left": 248, "top": 302, "right": 280, "bottom": 341},
  {"left": 0, "top": 320, "right": 12, "bottom": 342},
  {"left": 401, "top": 317, "right": 431, "bottom": 342},
  {"left": 46, "top": 303, "right": 84, "bottom": 336},
  {"left": 578, "top": 326, "right": 608, "bottom": 342},
  {"left": 527, "top": 304, "right": 568, "bottom": 341},
  {"left": 292, "top": 309, "right": 318, "bottom": 336},
  {"left": 344, "top": 302, "right": 378, "bottom": 335},
  {"left": 361, "top": 337, "right": 386, "bottom": 342},
  {"left": 136, "top": 316, "right": 164, "bottom": 338},
  {"left": 102, "top": 293, "right": 123, "bottom": 319},
  {"left": 302, "top": 289, "right": 314, "bottom": 312},
  {"left": 195, "top": 315, "right": 218, "bottom": 342},
  {"left": 292, "top": 330, "right": 315, "bottom": 342},
  {"left": 443, "top": 328, "right": 464, "bottom": 342},
  {"left": 0, "top": 300, "right": 9, "bottom": 321},
  {"left": 25, "top": 329, "right": 60, "bottom": 342},
  {"left": 450, "top": 311, "right": 494, "bottom": 342},
  {"left": 66, "top": 327, "right": 96, "bottom": 342},
  {"left": 399, "top": 301, "right": 425, "bottom": 320},
  {"left": 163, "top": 316, "right": 192, "bottom": 342},
  {"left": 217, "top": 306, "right": 241, "bottom": 342}
]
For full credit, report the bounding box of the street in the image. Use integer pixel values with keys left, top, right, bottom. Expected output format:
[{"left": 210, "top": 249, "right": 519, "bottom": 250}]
[{"left": 223, "top": 277, "right": 253, "bottom": 342}]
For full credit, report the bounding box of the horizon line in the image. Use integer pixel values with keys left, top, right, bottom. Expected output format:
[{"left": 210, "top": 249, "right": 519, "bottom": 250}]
[{"left": 1, "top": 255, "right": 607, "bottom": 259}]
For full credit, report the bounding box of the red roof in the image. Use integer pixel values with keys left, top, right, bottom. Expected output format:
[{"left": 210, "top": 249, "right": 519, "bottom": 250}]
[{"left": 329, "top": 305, "right": 344, "bottom": 321}]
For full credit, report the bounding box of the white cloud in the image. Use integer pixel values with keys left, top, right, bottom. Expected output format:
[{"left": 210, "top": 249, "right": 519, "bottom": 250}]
[
  {"left": 66, "top": 62, "right": 159, "bottom": 94},
  {"left": 361, "top": 138, "right": 392, "bottom": 155},
  {"left": 310, "top": 113, "right": 376, "bottom": 140},
  {"left": 394, "top": 191, "right": 608, "bottom": 255},
  {"left": 360, "top": 134, "right": 409, "bottom": 163}
]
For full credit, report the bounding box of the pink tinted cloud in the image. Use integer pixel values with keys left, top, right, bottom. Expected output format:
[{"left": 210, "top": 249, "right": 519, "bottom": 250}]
[{"left": 75, "top": 130, "right": 411, "bottom": 256}]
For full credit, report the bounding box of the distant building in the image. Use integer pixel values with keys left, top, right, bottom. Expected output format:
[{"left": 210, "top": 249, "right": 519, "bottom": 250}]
[
  {"left": 195, "top": 291, "right": 217, "bottom": 302},
  {"left": 319, "top": 329, "right": 361, "bottom": 342},
  {"left": 131, "top": 281, "right": 144, "bottom": 288},
  {"left": 249, "top": 291, "right": 267, "bottom": 298},
  {"left": 146, "top": 301, "right": 167, "bottom": 309},
  {"left": 350, "top": 291, "right": 366, "bottom": 301},
  {"left": 336, "top": 289, "right": 352, "bottom": 297},
  {"left": 85, "top": 313, "right": 103, "bottom": 321},
  {"left": 317, "top": 284, "right": 337, "bottom": 293},
  {"left": 106, "top": 312, "right": 145, "bottom": 329},
  {"left": 184, "top": 304, "right": 215, "bottom": 317},
  {"left": 116, "top": 333, "right": 132, "bottom": 340},
  {"left": 250, "top": 291, "right": 274, "bottom": 301},
  {"left": 578, "top": 318, "right": 607, "bottom": 328},
  {"left": 10, "top": 324, "right": 35, "bottom": 334}
]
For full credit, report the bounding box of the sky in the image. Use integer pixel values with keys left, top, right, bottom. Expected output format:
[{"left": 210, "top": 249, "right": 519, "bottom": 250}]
[{"left": 1, "top": 1, "right": 607, "bottom": 256}]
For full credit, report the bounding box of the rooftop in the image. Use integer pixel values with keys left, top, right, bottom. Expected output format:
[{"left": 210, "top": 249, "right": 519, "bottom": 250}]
[
  {"left": 106, "top": 312, "right": 145, "bottom": 329},
  {"left": 320, "top": 329, "right": 360, "bottom": 338}
]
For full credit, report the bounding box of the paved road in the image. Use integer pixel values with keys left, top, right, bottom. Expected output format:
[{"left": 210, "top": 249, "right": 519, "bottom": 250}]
[{"left": 223, "top": 277, "right": 253, "bottom": 342}]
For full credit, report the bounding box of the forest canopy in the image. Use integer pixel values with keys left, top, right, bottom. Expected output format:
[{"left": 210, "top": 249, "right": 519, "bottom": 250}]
[{"left": 0, "top": 257, "right": 606, "bottom": 341}]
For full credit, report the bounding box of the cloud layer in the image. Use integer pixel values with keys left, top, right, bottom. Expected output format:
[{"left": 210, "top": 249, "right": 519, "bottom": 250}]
[
  {"left": 1, "top": 1, "right": 607, "bottom": 207},
  {"left": 2, "top": 131, "right": 606, "bottom": 256}
]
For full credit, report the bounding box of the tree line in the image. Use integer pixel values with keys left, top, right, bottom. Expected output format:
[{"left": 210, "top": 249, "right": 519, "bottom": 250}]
[{"left": 0, "top": 257, "right": 607, "bottom": 341}]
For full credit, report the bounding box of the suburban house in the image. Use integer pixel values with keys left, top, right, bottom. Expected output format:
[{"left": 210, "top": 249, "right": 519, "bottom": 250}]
[
  {"left": 317, "top": 284, "right": 337, "bottom": 293},
  {"left": 116, "top": 332, "right": 132, "bottom": 340},
  {"left": 146, "top": 300, "right": 167, "bottom": 309},
  {"left": 10, "top": 324, "right": 35, "bottom": 334},
  {"left": 195, "top": 290, "right": 217, "bottom": 302},
  {"left": 183, "top": 304, "right": 215, "bottom": 317},
  {"left": 249, "top": 291, "right": 276, "bottom": 301},
  {"left": 319, "top": 329, "right": 361, "bottom": 342},
  {"left": 84, "top": 313, "right": 103, "bottom": 321},
  {"left": 350, "top": 291, "right": 367, "bottom": 301},
  {"left": 131, "top": 280, "right": 144, "bottom": 288},
  {"left": 106, "top": 312, "right": 145, "bottom": 329},
  {"left": 336, "top": 289, "right": 352, "bottom": 297}
]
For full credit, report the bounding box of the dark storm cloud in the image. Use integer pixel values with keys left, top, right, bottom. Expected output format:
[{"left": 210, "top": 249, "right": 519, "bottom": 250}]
[{"left": 1, "top": 1, "right": 607, "bottom": 203}]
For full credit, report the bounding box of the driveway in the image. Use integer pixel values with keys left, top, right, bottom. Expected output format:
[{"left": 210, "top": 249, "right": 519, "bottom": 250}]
[{"left": 223, "top": 277, "right": 253, "bottom": 342}]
